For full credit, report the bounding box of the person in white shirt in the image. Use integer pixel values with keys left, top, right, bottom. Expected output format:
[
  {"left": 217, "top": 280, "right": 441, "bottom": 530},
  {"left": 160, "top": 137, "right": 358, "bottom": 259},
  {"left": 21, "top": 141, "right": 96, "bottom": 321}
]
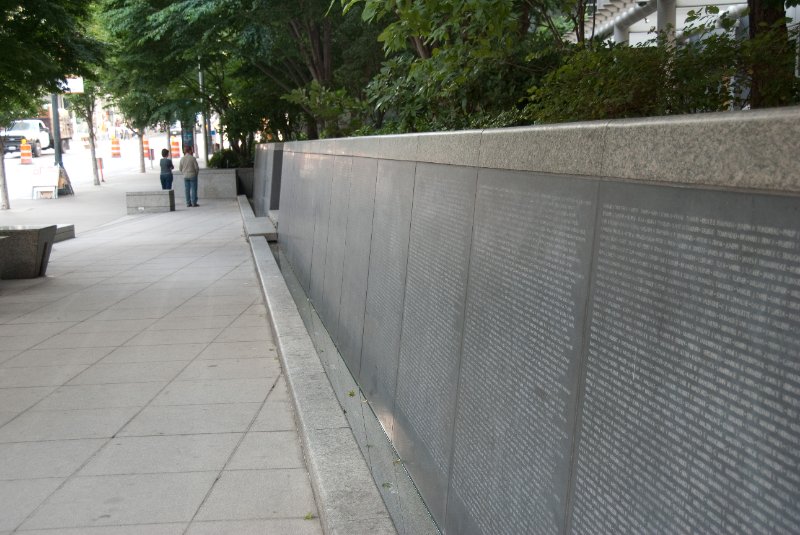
[{"left": 179, "top": 146, "right": 200, "bottom": 207}]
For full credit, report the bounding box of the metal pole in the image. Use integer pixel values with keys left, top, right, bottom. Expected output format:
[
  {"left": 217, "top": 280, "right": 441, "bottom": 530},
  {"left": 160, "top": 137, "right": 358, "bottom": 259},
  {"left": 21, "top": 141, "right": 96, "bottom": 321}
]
[
  {"left": 51, "top": 94, "right": 63, "bottom": 167},
  {"left": 198, "top": 61, "right": 209, "bottom": 165}
]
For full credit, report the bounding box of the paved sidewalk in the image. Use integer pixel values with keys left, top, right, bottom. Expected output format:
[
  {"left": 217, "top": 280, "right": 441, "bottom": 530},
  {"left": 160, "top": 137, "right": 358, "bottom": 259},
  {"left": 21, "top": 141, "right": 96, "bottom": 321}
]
[{"left": 0, "top": 194, "right": 323, "bottom": 534}]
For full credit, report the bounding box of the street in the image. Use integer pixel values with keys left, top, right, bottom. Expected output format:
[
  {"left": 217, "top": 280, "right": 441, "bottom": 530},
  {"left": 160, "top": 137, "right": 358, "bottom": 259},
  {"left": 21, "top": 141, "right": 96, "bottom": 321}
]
[{"left": 2, "top": 132, "right": 205, "bottom": 200}]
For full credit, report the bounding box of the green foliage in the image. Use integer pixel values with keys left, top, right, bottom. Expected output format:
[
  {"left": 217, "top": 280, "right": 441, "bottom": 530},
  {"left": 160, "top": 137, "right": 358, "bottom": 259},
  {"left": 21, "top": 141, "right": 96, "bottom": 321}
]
[
  {"left": 528, "top": 10, "right": 800, "bottom": 123},
  {"left": 283, "top": 81, "right": 369, "bottom": 138},
  {"left": 208, "top": 148, "right": 252, "bottom": 169},
  {"left": 0, "top": 1, "right": 101, "bottom": 124}
]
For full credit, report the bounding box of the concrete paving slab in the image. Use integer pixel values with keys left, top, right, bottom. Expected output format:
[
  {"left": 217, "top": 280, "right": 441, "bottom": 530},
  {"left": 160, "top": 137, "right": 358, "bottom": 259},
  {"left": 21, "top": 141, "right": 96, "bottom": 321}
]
[
  {"left": 152, "top": 378, "right": 272, "bottom": 406},
  {"left": 79, "top": 434, "right": 243, "bottom": 476},
  {"left": 196, "top": 469, "right": 317, "bottom": 521},
  {"left": 100, "top": 344, "right": 205, "bottom": 363},
  {"left": 0, "top": 365, "right": 88, "bottom": 388},
  {"left": 0, "top": 335, "right": 51, "bottom": 352},
  {"left": 146, "top": 315, "right": 236, "bottom": 331},
  {"left": 67, "top": 361, "right": 186, "bottom": 385},
  {"left": 226, "top": 314, "right": 271, "bottom": 330},
  {"left": 197, "top": 341, "right": 272, "bottom": 360},
  {"left": 0, "top": 351, "right": 20, "bottom": 365},
  {"left": 268, "top": 375, "right": 290, "bottom": 402},
  {"left": 0, "top": 407, "right": 139, "bottom": 442},
  {"left": 9, "top": 309, "right": 99, "bottom": 324},
  {"left": 243, "top": 304, "right": 267, "bottom": 315},
  {"left": 3, "top": 347, "right": 113, "bottom": 368},
  {"left": 196, "top": 284, "right": 261, "bottom": 298},
  {"left": 118, "top": 403, "right": 261, "bottom": 436},
  {"left": 20, "top": 472, "right": 219, "bottom": 530},
  {"left": 0, "top": 322, "right": 74, "bottom": 337},
  {"left": 185, "top": 519, "right": 322, "bottom": 535},
  {"left": 0, "top": 412, "right": 18, "bottom": 427},
  {"left": 169, "top": 302, "right": 254, "bottom": 318},
  {"left": 33, "top": 331, "right": 137, "bottom": 350},
  {"left": 251, "top": 401, "right": 296, "bottom": 433},
  {"left": 227, "top": 431, "right": 305, "bottom": 470},
  {"left": 214, "top": 326, "right": 272, "bottom": 343},
  {"left": 0, "top": 478, "right": 64, "bottom": 531},
  {"left": 0, "top": 386, "right": 55, "bottom": 411},
  {"left": 69, "top": 319, "right": 158, "bottom": 334},
  {"left": 91, "top": 307, "right": 171, "bottom": 321},
  {"left": 175, "top": 358, "right": 278, "bottom": 382},
  {"left": 183, "top": 294, "right": 259, "bottom": 307},
  {"left": 0, "top": 189, "right": 328, "bottom": 534},
  {"left": 32, "top": 382, "right": 167, "bottom": 411},
  {"left": 17, "top": 524, "right": 187, "bottom": 535},
  {"left": 0, "top": 439, "right": 105, "bottom": 479},
  {"left": 124, "top": 328, "right": 222, "bottom": 346}
]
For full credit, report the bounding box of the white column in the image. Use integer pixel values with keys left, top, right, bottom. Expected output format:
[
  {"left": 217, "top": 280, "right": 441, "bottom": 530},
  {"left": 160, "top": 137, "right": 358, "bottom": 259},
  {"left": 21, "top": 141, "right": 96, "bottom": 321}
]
[
  {"left": 614, "top": 23, "right": 630, "bottom": 43},
  {"left": 657, "top": 0, "right": 676, "bottom": 40}
]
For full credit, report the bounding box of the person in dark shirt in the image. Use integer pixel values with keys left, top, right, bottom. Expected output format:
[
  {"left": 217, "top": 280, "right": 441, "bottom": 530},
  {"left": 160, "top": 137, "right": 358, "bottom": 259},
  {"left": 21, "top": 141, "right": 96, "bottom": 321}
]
[{"left": 159, "top": 148, "right": 174, "bottom": 190}]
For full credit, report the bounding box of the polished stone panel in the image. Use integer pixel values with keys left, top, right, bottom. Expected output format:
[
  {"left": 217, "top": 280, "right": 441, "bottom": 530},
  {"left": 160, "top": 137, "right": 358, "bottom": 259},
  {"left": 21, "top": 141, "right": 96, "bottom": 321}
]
[
  {"left": 318, "top": 156, "right": 353, "bottom": 344},
  {"left": 446, "top": 170, "right": 598, "bottom": 535},
  {"left": 571, "top": 182, "right": 800, "bottom": 534},
  {"left": 290, "top": 153, "right": 321, "bottom": 293},
  {"left": 359, "top": 160, "right": 416, "bottom": 437},
  {"left": 337, "top": 157, "right": 378, "bottom": 377},
  {"left": 393, "top": 163, "right": 478, "bottom": 522},
  {"left": 309, "top": 155, "right": 334, "bottom": 309}
]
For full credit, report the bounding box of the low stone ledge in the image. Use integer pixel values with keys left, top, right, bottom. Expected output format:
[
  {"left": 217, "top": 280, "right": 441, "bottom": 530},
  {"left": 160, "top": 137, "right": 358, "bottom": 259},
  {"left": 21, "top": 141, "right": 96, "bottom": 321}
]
[
  {"left": 248, "top": 237, "right": 395, "bottom": 535},
  {"left": 274, "top": 106, "right": 800, "bottom": 193},
  {"left": 237, "top": 195, "right": 277, "bottom": 241},
  {"left": 0, "top": 225, "right": 57, "bottom": 279},
  {"left": 126, "top": 190, "right": 175, "bottom": 215}
]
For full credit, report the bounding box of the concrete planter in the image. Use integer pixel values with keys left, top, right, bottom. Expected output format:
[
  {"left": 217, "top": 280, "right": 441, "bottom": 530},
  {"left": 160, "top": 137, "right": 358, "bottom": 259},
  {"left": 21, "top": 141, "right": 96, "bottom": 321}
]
[
  {"left": 126, "top": 190, "right": 176, "bottom": 214},
  {"left": 0, "top": 225, "right": 57, "bottom": 279}
]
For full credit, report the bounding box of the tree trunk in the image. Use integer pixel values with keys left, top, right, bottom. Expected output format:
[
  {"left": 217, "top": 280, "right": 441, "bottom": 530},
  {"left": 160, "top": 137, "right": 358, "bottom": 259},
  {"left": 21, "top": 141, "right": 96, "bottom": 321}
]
[
  {"left": 410, "top": 36, "right": 432, "bottom": 59},
  {"left": 305, "top": 113, "right": 319, "bottom": 140},
  {"left": 0, "top": 138, "right": 10, "bottom": 210},
  {"left": 748, "top": 0, "right": 792, "bottom": 108},
  {"left": 138, "top": 131, "right": 145, "bottom": 173},
  {"left": 88, "top": 113, "right": 100, "bottom": 186}
]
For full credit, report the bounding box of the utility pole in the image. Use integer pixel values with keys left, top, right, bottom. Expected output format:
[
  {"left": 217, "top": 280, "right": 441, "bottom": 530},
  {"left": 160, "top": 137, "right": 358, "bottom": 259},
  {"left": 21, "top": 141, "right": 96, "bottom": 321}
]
[{"left": 51, "top": 93, "right": 63, "bottom": 167}]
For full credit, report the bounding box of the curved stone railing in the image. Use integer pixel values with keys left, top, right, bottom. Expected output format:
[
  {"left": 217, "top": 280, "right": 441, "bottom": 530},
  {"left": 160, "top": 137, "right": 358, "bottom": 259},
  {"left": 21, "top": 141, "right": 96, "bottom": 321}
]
[{"left": 253, "top": 107, "right": 800, "bottom": 534}]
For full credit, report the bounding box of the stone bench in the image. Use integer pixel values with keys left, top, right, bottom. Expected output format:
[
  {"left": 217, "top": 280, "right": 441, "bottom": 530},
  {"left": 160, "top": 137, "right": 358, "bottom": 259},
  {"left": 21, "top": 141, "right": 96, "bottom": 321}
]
[
  {"left": 0, "top": 225, "right": 57, "bottom": 279},
  {"left": 237, "top": 195, "right": 277, "bottom": 241},
  {"left": 55, "top": 224, "right": 75, "bottom": 243},
  {"left": 126, "top": 190, "right": 175, "bottom": 215}
]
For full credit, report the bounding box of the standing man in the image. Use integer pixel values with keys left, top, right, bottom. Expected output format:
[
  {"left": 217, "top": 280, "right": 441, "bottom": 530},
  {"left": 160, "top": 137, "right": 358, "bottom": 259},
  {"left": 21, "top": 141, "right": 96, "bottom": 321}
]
[{"left": 179, "top": 146, "right": 200, "bottom": 207}]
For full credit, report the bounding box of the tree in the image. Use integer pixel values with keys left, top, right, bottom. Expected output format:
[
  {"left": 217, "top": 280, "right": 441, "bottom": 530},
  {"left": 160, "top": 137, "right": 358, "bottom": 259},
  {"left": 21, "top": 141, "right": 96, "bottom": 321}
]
[
  {"left": 67, "top": 80, "right": 104, "bottom": 185},
  {"left": 0, "top": 1, "right": 100, "bottom": 209},
  {"left": 337, "top": 0, "right": 564, "bottom": 132},
  {"left": 747, "top": 0, "right": 799, "bottom": 107}
]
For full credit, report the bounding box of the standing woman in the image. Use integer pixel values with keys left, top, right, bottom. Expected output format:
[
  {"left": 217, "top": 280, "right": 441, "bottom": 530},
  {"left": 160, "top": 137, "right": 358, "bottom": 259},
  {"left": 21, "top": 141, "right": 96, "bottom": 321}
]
[{"left": 159, "top": 149, "right": 174, "bottom": 190}]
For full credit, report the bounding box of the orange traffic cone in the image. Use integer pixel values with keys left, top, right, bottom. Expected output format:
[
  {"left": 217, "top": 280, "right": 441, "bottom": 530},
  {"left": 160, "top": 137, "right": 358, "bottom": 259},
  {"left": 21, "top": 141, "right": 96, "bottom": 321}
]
[
  {"left": 170, "top": 138, "right": 180, "bottom": 158},
  {"left": 143, "top": 137, "right": 150, "bottom": 159},
  {"left": 111, "top": 137, "right": 121, "bottom": 158},
  {"left": 111, "top": 137, "right": 122, "bottom": 158},
  {"left": 20, "top": 140, "right": 32, "bottom": 165}
]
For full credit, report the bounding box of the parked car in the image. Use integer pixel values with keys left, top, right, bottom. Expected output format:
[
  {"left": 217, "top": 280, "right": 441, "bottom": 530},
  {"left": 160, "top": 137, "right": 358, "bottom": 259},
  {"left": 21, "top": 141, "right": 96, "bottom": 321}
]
[{"left": 1, "top": 119, "right": 52, "bottom": 157}]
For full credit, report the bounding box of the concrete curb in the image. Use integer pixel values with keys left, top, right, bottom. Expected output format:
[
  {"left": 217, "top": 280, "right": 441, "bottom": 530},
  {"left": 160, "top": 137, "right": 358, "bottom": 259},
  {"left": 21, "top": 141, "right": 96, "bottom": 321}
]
[{"left": 248, "top": 236, "right": 396, "bottom": 535}]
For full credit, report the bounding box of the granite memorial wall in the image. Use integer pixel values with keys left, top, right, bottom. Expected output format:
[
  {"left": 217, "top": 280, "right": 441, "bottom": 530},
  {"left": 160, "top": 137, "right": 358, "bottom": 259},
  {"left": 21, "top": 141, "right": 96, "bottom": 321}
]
[{"left": 254, "top": 108, "right": 800, "bottom": 534}]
